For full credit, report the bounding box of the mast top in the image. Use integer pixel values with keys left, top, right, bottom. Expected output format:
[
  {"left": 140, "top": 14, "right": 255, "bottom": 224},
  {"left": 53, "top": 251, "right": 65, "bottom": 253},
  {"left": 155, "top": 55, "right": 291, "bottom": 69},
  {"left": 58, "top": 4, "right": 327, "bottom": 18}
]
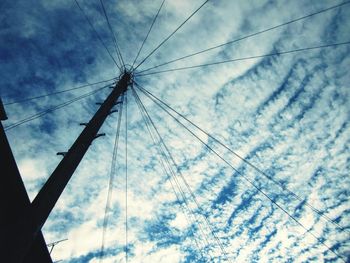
[{"left": 119, "top": 64, "right": 134, "bottom": 87}]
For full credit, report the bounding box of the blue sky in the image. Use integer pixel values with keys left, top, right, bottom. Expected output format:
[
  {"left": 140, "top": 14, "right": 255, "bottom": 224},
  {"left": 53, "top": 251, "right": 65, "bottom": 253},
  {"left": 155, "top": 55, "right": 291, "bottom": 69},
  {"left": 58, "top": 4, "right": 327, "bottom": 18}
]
[{"left": 1, "top": 0, "right": 350, "bottom": 262}]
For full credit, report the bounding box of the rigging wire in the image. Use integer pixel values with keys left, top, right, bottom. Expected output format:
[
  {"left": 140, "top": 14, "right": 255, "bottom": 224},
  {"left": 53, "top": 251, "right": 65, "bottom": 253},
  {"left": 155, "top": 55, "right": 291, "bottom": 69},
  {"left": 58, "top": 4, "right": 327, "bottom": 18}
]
[
  {"left": 131, "top": 87, "right": 215, "bottom": 261},
  {"left": 73, "top": 0, "right": 121, "bottom": 69},
  {"left": 136, "top": 0, "right": 350, "bottom": 74},
  {"left": 133, "top": 0, "right": 211, "bottom": 71},
  {"left": 132, "top": 87, "right": 231, "bottom": 262},
  {"left": 130, "top": 87, "right": 208, "bottom": 261},
  {"left": 3, "top": 78, "right": 116, "bottom": 106},
  {"left": 135, "top": 85, "right": 350, "bottom": 234},
  {"left": 4, "top": 85, "right": 109, "bottom": 131},
  {"left": 135, "top": 84, "right": 347, "bottom": 262},
  {"left": 135, "top": 41, "right": 350, "bottom": 76},
  {"left": 125, "top": 90, "right": 128, "bottom": 262},
  {"left": 99, "top": 0, "right": 125, "bottom": 67},
  {"left": 131, "top": 0, "right": 166, "bottom": 68},
  {"left": 99, "top": 93, "right": 125, "bottom": 261}
]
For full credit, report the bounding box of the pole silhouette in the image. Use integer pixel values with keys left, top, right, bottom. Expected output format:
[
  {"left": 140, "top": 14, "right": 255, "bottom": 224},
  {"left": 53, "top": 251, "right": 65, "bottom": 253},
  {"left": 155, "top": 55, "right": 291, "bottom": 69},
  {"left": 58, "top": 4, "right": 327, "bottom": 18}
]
[{"left": 1, "top": 72, "right": 131, "bottom": 262}]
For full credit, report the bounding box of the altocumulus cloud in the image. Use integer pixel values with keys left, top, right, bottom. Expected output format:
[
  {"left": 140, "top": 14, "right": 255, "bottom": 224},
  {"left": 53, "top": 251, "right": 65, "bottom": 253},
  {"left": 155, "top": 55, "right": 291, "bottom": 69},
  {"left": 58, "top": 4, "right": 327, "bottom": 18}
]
[{"left": 0, "top": 0, "right": 349, "bottom": 262}]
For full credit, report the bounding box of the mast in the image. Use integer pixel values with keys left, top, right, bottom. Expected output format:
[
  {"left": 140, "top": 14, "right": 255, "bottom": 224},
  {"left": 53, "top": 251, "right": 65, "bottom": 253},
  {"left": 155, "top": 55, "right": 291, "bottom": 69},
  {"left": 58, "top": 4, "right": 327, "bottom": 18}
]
[{"left": 1, "top": 72, "right": 131, "bottom": 262}]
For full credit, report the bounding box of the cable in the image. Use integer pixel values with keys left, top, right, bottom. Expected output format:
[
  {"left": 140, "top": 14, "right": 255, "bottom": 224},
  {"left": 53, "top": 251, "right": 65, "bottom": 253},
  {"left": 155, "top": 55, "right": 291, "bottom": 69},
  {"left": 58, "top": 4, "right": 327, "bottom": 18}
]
[
  {"left": 131, "top": 87, "right": 214, "bottom": 261},
  {"left": 125, "top": 90, "right": 128, "bottom": 262},
  {"left": 99, "top": 93, "right": 125, "bottom": 261},
  {"left": 73, "top": 0, "right": 121, "bottom": 69},
  {"left": 133, "top": 88, "right": 231, "bottom": 262},
  {"left": 133, "top": 0, "right": 211, "bottom": 71},
  {"left": 135, "top": 41, "right": 350, "bottom": 76},
  {"left": 3, "top": 78, "right": 116, "bottom": 106},
  {"left": 131, "top": 0, "right": 166, "bottom": 68},
  {"left": 135, "top": 84, "right": 346, "bottom": 262},
  {"left": 99, "top": 0, "right": 125, "bottom": 67},
  {"left": 130, "top": 87, "right": 208, "bottom": 261},
  {"left": 4, "top": 85, "right": 109, "bottom": 131},
  {"left": 136, "top": 84, "right": 350, "bottom": 234},
  {"left": 132, "top": 87, "right": 230, "bottom": 262},
  {"left": 136, "top": 0, "right": 350, "bottom": 74}
]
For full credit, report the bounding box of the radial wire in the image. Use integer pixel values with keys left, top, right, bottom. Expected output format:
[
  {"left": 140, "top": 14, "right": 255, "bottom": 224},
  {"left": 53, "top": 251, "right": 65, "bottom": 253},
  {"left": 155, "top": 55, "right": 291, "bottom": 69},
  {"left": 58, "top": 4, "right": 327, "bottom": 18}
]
[
  {"left": 4, "top": 85, "right": 109, "bottom": 131},
  {"left": 135, "top": 84, "right": 346, "bottom": 262},
  {"left": 130, "top": 87, "right": 208, "bottom": 261},
  {"left": 99, "top": 93, "right": 125, "bottom": 261},
  {"left": 136, "top": 84, "right": 350, "bottom": 234},
  {"left": 99, "top": 0, "right": 125, "bottom": 66},
  {"left": 135, "top": 41, "right": 350, "bottom": 76},
  {"left": 132, "top": 87, "right": 231, "bottom": 262},
  {"left": 3, "top": 78, "right": 116, "bottom": 106},
  {"left": 136, "top": 0, "right": 350, "bottom": 74},
  {"left": 73, "top": 0, "right": 121, "bottom": 69},
  {"left": 134, "top": 0, "right": 211, "bottom": 71},
  {"left": 131, "top": 0, "right": 166, "bottom": 68}
]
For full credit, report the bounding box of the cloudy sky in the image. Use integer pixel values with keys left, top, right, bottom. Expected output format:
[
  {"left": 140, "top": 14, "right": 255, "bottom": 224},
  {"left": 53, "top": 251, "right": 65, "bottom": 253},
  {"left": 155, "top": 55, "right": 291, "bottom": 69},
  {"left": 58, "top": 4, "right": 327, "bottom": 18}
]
[{"left": 1, "top": 0, "right": 350, "bottom": 262}]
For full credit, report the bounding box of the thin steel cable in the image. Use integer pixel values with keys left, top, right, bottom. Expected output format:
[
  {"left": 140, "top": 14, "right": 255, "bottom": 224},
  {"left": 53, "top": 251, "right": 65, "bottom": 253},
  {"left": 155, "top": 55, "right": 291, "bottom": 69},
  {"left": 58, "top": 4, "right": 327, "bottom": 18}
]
[
  {"left": 125, "top": 90, "right": 128, "bottom": 263},
  {"left": 132, "top": 87, "right": 226, "bottom": 261},
  {"left": 99, "top": 0, "right": 125, "bottom": 67},
  {"left": 133, "top": 88, "right": 231, "bottom": 262},
  {"left": 4, "top": 85, "right": 109, "bottom": 131},
  {"left": 160, "top": 138, "right": 215, "bottom": 259},
  {"left": 135, "top": 41, "right": 350, "bottom": 76},
  {"left": 3, "top": 78, "right": 116, "bottom": 106},
  {"left": 136, "top": 84, "right": 347, "bottom": 262},
  {"left": 73, "top": 0, "right": 121, "bottom": 69},
  {"left": 130, "top": 88, "right": 208, "bottom": 261},
  {"left": 131, "top": 0, "right": 166, "bottom": 68},
  {"left": 131, "top": 88, "right": 214, "bottom": 260},
  {"left": 136, "top": 0, "right": 350, "bottom": 74},
  {"left": 133, "top": 0, "right": 211, "bottom": 71},
  {"left": 154, "top": 128, "right": 231, "bottom": 262},
  {"left": 136, "top": 84, "right": 350, "bottom": 234},
  {"left": 99, "top": 94, "right": 125, "bottom": 262}
]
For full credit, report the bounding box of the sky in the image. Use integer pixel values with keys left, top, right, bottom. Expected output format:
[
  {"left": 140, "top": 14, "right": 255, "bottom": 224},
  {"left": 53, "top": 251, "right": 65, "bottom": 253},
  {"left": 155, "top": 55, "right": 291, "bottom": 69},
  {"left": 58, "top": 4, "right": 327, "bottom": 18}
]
[{"left": 1, "top": 0, "right": 350, "bottom": 262}]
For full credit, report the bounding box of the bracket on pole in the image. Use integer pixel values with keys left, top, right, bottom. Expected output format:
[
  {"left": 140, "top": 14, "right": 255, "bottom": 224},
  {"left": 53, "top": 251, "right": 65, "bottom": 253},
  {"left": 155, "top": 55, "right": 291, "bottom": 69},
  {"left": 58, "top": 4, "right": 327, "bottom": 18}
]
[
  {"left": 79, "top": 123, "right": 88, "bottom": 126},
  {"left": 94, "top": 133, "right": 106, "bottom": 140},
  {"left": 56, "top": 152, "right": 67, "bottom": 156},
  {"left": 108, "top": 110, "right": 118, "bottom": 115},
  {"left": 47, "top": 238, "right": 68, "bottom": 255}
]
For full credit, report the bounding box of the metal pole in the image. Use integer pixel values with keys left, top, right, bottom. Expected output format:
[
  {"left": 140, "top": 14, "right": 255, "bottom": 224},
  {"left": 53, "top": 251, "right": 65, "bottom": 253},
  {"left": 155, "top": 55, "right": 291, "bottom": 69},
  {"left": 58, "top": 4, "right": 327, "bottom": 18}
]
[{"left": 3, "top": 72, "right": 131, "bottom": 262}]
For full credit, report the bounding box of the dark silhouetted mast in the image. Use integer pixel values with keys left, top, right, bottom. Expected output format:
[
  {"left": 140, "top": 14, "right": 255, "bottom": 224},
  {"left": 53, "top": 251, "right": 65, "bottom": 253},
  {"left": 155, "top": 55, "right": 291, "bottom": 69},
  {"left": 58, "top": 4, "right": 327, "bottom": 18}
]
[{"left": 1, "top": 72, "right": 131, "bottom": 262}]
